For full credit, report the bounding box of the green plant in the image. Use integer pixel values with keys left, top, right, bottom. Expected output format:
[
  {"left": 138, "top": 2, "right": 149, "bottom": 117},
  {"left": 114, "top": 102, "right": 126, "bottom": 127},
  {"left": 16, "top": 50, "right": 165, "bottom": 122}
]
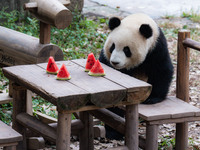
[
  {"left": 158, "top": 136, "right": 175, "bottom": 150},
  {"left": 181, "top": 9, "right": 200, "bottom": 23}
]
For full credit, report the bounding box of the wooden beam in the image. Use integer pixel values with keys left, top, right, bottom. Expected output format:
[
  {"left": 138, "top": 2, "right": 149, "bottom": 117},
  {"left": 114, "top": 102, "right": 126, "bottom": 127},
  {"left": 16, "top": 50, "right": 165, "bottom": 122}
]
[
  {"left": 16, "top": 113, "right": 56, "bottom": 142},
  {"left": 183, "top": 38, "right": 200, "bottom": 52},
  {"left": 176, "top": 30, "right": 190, "bottom": 150},
  {"left": 23, "top": 2, "right": 37, "bottom": 11},
  {"left": 89, "top": 109, "right": 125, "bottom": 134}
]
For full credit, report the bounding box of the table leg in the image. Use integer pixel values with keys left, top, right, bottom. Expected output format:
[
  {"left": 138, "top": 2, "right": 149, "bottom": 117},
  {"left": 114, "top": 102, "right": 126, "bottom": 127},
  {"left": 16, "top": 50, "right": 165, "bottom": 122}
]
[
  {"left": 56, "top": 112, "right": 71, "bottom": 150},
  {"left": 125, "top": 104, "right": 138, "bottom": 150},
  {"left": 79, "top": 111, "right": 94, "bottom": 150},
  {"left": 12, "top": 83, "right": 27, "bottom": 150}
]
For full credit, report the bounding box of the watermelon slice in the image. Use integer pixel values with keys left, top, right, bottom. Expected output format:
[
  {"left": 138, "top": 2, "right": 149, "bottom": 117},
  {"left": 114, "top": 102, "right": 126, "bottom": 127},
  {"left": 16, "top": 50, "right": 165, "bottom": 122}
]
[
  {"left": 46, "top": 56, "right": 59, "bottom": 74},
  {"left": 56, "top": 64, "right": 71, "bottom": 80},
  {"left": 85, "top": 53, "right": 96, "bottom": 72},
  {"left": 88, "top": 60, "right": 105, "bottom": 76}
]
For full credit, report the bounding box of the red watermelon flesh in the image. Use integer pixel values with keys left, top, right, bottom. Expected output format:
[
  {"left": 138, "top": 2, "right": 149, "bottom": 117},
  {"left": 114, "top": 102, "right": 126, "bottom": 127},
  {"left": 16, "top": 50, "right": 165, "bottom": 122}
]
[
  {"left": 88, "top": 60, "right": 105, "bottom": 76},
  {"left": 46, "top": 57, "right": 59, "bottom": 74},
  {"left": 57, "top": 64, "right": 71, "bottom": 80},
  {"left": 85, "top": 53, "right": 96, "bottom": 72}
]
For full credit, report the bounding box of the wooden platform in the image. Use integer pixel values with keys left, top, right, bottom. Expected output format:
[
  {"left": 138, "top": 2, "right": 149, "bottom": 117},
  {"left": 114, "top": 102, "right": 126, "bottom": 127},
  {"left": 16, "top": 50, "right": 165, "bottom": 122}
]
[
  {"left": 2, "top": 59, "right": 152, "bottom": 150},
  {"left": 0, "top": 121, "right": 22, "bottom": 146},
  {"left": 139, "top": 96, "right": 200, "bottom": 124},
  {"left": 0, "top": 93, "right": 12, "bottom": 104}
]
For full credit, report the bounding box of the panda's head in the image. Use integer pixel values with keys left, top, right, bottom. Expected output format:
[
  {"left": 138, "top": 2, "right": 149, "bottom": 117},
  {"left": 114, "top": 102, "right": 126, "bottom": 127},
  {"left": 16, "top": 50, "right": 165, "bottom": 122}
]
[{"left": 103, "top": 13, "right": 160, "bottom": 70}]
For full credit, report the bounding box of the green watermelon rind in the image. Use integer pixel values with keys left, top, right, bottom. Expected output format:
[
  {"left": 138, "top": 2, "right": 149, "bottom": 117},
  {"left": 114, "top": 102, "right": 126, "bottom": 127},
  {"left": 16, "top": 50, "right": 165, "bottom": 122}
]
[
  {"left": 56, "top": 76, "right": 71, "bottom": 80},
  {"left": 85, "top": 69, "right": 90, "bottom": 72},
  {"left": 46, "top": 70, "right": 58, "bottom": 75},
  {"left": 88, "top": 71, "right": 105, "bottom": 77}
]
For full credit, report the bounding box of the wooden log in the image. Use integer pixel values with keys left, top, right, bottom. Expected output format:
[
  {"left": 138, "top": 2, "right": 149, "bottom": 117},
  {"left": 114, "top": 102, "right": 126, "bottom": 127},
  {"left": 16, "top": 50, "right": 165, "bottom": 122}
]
[
  {"left": 175, "top": 30, "right": 190, "bottom": 150},
  {"left": 56, "top": 112, "right": 71, "bottom": 150},
  {"left": 177, "top": 30, "right": 190, "bottom": 102},
  {"left": 79, "top": 111, "right": 94, "bottom": 150},
  {"left": 125, "top": 104, "right": 138, "bottom": 150},
  {"left": 16, "top": 113, "right": 56, "bottom": 142},
  {"left": 145, "top": 124, "right": 158, "bottom": 150},
  {"left": 27, "top": 137, "right": 45, "bottom": 150},
  {"left": 12, "top": 83, "right": 27, "bottom": 150},
  {"left": 0, "top": 26, "right": 63, "bottom": 66},
  {"left": 39, "top": 22, "right": 51, "bottom": 44},
  {"left": 183, "top": 38, "right": 200, "bottom": 52},
  {"left": 89, "top": 109, "right": 125, "bottom": 134},
  {"left": 25, "top": 0, "right": 72, "bottom": 29}
]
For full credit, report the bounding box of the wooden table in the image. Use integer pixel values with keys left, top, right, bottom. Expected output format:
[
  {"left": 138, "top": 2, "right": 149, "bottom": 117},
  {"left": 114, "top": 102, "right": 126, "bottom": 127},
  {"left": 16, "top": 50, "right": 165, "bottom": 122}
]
[{"left": 3, "top": 59, "right": 151, "bottom": 150}]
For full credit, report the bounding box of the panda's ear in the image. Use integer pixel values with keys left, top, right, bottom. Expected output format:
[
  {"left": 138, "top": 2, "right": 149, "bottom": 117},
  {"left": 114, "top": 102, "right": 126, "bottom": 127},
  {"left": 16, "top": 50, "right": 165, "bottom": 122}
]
[
  {"left": 139, "top": 24, "right": 153, "bottom": 38},
  {"left": 109, "top": 17, "right": 121, "bottom": 30}
]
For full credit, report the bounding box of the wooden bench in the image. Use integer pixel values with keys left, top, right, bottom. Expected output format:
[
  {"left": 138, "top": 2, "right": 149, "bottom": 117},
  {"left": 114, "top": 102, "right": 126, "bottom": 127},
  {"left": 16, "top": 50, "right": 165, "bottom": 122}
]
[
  {"left": 0, "top": 121, "right": 22, "bottom": 150},
  {"left": 138, "top": 30, "right": 200, "bottom": 150}
]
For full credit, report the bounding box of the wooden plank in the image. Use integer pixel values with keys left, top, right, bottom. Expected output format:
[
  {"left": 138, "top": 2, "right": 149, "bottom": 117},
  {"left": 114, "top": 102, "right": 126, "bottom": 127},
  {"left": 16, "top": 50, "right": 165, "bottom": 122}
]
[
  {"left": 0, "top": 121, "right": 22, "bottom": 144},
  {"left": 139, "top": 97, "right": 200, "bottom": 121},
  {"left": 72, "top": 59, "right": 151, "bottom": 92},
  {"left": 107, "top": 146, "right": 129, "bottom": 150},
  {"left": 38, "top": 61, "right": 127, "bottom": 108},
  {"left": 16, "top": 113, "right": 56, "bottom": 142},
  {"left": 3, "top": 64, "right": 89, "bottom": 111},
  {"left": 0, "top": 93, "right": 13, "bottom": 104},
  {"left": 148, "top": 116, "right": 200, "bottom": 125}
]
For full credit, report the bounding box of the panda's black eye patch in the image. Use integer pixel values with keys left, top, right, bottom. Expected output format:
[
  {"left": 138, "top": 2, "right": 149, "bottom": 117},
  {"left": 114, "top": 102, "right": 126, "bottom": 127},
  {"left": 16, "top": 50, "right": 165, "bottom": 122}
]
[
  {"left": 123, "top": 46, "right": 132, "bottom": 57},
  {"left": 109, "top": 43, "right": 115, "bottom": 53}
]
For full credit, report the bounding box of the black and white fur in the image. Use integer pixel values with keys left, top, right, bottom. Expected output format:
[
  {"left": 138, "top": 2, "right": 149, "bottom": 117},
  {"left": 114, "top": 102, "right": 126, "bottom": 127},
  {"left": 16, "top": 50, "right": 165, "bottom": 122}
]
[{"left": 99, "top": 13, "right": 173, "bottom": 139}]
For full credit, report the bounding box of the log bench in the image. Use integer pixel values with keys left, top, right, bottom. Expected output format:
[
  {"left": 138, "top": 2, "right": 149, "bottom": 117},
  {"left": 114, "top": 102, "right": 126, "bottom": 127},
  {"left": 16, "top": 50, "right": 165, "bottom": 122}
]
[
  {"left": 138, "top": 30, "right": 200, "bottom": 150},
  {"left": 0, "top": 121, "right": 22, "bottom": 150}
]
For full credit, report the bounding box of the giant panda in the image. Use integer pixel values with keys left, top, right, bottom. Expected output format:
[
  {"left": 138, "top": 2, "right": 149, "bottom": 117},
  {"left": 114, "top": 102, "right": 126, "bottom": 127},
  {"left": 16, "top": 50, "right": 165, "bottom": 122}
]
[{"left": 99, "top": 13, "right": 174, "bottom": 140}]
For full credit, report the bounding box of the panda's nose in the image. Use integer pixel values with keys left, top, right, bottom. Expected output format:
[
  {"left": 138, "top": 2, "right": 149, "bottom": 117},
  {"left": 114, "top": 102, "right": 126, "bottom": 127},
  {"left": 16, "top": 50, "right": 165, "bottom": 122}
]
[{"left": 111, "top": 61, "right": 119, "bottom": 66}]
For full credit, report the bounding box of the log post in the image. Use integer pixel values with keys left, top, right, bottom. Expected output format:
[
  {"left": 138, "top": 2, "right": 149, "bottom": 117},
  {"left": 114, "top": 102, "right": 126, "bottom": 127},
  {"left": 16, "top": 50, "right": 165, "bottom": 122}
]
[
  {"left": 145, "top": 124, "right": 158, "bottom": 150},
  {"left": 79, "top": 111, "right": 94, "bottom": 150},
  {"left": 40, "top": 22, "right": 51, "bottom": 44},
  {"left": 125, "top": 104, "right": 138, "bottom": 150},
  {"left": 12, "top": 83, "right": 27, "bottom": 150},
  {"left": 56, "top": 112, "right": 71, "bottom": 150},
  {"left": 175, "top": 30, "right": 190, "bottom": 150}
]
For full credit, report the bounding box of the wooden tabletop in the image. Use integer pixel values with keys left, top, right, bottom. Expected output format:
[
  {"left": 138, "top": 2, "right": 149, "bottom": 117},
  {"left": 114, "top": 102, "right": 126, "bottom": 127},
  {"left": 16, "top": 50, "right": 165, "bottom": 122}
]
[{"left": 3, "top": 59, "right": 151, "bottom": 112}]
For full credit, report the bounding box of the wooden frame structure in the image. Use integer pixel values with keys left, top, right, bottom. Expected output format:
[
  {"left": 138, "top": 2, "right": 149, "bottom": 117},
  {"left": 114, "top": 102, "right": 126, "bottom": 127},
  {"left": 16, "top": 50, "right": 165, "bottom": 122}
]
[{"left": 138, "top": 30, "right": 200, "bottom": 150}]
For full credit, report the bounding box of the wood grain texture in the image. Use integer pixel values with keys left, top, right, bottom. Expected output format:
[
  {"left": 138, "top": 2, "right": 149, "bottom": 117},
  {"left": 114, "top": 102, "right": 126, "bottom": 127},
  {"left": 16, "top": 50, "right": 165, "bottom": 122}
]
[
  {"left": 0, "top": 121, "right": 22, "bottom": 144},
  {"left": 40, "top": 22, "right": 51, "bottom": 44},
  {"left": 16, "top": 113, "right": 56, "bottom": 142},
  {"left": 0, "top": 93, "right": 13, "bottom": 104},
  {"left": 3, "top": 59, "right": 151, "bottom": 111},
  {"left": 56, "top": 112, "right": 71, "bottom": 150},
  {"left": 28, "top": 0, "right": 72, "bottom": 29},
  {"left": 183, "top": 38, "right": 200, "bottom": 52},
  {"left": 139, "top": 97, "right": 200, "bottom": 121},
  {"left": 0, "top": 26, "right": 63, "bottom": 66}
]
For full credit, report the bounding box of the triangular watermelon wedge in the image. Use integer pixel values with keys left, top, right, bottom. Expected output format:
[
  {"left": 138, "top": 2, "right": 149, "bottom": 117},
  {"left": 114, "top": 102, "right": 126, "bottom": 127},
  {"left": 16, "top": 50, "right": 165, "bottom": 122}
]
[
  {"left": 85, "top": 53, "right": 96, "bottom": 72},
  {"left": 46, "top": 56, "right": 59, "bottom": 74},
  {"left": 57, "top": 64, "right": 71, "bottom": 80},
  {"left": 88, "top": 60, "right": 105, "bottom": 76}
]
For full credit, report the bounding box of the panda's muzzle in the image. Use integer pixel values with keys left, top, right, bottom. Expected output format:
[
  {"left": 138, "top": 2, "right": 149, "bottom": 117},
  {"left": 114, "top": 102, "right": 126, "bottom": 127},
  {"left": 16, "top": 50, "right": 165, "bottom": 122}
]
[{"left": 111, "top": 61, "right": 119, "bottom": 66}]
